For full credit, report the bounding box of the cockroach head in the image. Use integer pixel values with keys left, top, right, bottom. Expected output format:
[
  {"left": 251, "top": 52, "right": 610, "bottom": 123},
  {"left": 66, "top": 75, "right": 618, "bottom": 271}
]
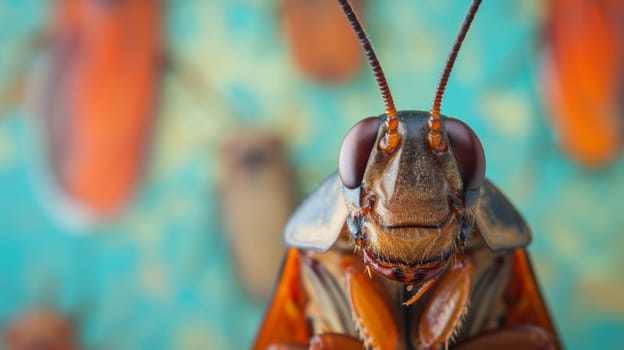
[{"left": 335, "top": 0, "right": 486, "bottom": 272}]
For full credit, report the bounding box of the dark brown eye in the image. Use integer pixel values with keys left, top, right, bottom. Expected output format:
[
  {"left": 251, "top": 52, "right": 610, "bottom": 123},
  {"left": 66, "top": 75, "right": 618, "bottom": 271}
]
[
  {"left": 446, "top": 118, "right": 485, "bottom": 191},
  {"left": 338, "top": 117, "right": 380, "bottom": 189}
]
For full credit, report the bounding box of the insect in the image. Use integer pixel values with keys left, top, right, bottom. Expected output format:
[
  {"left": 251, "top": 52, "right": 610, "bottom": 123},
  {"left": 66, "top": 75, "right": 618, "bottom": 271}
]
[
  {"left": 542, "top": 0, "right": 624, "bottom": 167},
  {"left": 254, "top": 0, "right": 560, "bottom": 349},
  {"left": 280, "top": 0, "right": 364, "bottom": 84},
  {"left": 218, "top": 129, "right": 297, "bottom": 301},
  {"left": 32, "top": 0, "right": 161, "bottom": 222}
]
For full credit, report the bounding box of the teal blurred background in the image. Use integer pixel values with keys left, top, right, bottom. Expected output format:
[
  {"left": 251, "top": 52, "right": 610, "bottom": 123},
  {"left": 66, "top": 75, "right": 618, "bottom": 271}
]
[{"left": 0, "top": 0, "right": 622, "bottom": 349}]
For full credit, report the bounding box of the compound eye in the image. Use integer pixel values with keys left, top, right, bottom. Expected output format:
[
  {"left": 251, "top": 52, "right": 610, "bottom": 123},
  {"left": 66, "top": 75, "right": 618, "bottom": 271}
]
[
  {"left": 446, "top": 118, "right": 486, "bottom": 191},
  {"left": 338, "top": 117, "right": 381, "bottom": 189}
]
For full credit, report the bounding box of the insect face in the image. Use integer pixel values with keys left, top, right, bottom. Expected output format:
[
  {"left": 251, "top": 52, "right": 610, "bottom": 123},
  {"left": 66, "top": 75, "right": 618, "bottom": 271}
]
[{"left": 339, "top": 110, "right": 485, "bottom": 283}]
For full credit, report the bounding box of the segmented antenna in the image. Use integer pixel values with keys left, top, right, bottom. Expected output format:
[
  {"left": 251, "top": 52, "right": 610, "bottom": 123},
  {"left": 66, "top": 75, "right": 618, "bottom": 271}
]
[
  {"left": 428, "top": 0, "right": 483, "bottom": 152},
  {"left": 337, "top": 0, "right": 399, "bottom": 151}
]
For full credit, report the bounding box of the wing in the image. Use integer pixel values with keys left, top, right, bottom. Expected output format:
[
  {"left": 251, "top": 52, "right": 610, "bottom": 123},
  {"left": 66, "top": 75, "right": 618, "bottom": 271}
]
[
  {"left": 503, "top": 250, "right": 561, "bottom": 348},
  {"left": 475, "top": 180, "right": 531, "bottom": 252},
  {"left": 253, "top": 249, "right": 310, "bottom": 349},
  {"left": 284, "top": 172, "right": 348, "bottom": 252}
]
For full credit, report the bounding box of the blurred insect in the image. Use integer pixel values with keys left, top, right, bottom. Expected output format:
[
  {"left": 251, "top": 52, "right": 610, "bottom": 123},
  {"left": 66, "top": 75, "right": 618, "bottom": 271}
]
[
  {"left": 254, "top": 0, "right": 560, "bottom": 349},
  {"left": 280, "top": 0, "right": 364, "bottom": 84},
  {"left": 29, "top": 0, "right": 162, "bottom": 222},
  {"left": 218, "top": 129, "right": 298, "bottom": 301},
  {"left": 2, "top": 309, "right": 77, "bottom": 350},
  {"left": 542, "top": 0, "right": 624, "bottom": 167}
]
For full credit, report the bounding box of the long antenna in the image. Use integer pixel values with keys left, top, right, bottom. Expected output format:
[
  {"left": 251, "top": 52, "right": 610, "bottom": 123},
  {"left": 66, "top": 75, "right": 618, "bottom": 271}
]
[
  {"left": 428, "top": 0, "right": 483, "bottom": 151},
  {"left": 337, "top": 0, "right": 399, "bottom": 151}
]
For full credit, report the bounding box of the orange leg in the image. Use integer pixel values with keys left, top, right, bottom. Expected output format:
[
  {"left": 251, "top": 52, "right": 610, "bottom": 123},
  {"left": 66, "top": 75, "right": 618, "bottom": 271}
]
[
  {"left": 345, "top": 264, "right": 399, "bottom": 349},
  {"left": 418, "top": 256, "right": 474, "bottom": 350},
  {"left": 455, "top": 325, "right": 557, "bottom": 350}
]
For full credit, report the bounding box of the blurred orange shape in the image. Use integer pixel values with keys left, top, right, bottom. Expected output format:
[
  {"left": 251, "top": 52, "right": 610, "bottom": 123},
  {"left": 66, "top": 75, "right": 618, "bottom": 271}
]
[
  {"left": 280, "top": 0, "right": 363, "bottom": 84},
  {"left": 42, "top": 0, "right": 162, "bottom": 218},
  {"left": 543, "top": 0, "right": 624, "bottom": 167},
  {"left": 2, "top": 309, "right": 77, "bottom": 350}
]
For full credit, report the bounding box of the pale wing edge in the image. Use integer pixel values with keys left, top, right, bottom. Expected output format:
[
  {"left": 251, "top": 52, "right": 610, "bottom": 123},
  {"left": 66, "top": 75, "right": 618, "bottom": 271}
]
[{"left": 284, "top": 172, "right": 348, "bottom": 252}]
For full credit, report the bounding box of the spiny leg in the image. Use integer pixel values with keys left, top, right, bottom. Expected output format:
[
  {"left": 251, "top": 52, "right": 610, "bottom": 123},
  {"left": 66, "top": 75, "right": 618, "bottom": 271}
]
[
  {"left": 345, "top": 265, "right": 398, "bottom": 350},
  {"left": 418, "top": 256, "right": 473, "bottom": 350},
  {"left": 455, "top": 325, "right": 557, "bottom": 350}
]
